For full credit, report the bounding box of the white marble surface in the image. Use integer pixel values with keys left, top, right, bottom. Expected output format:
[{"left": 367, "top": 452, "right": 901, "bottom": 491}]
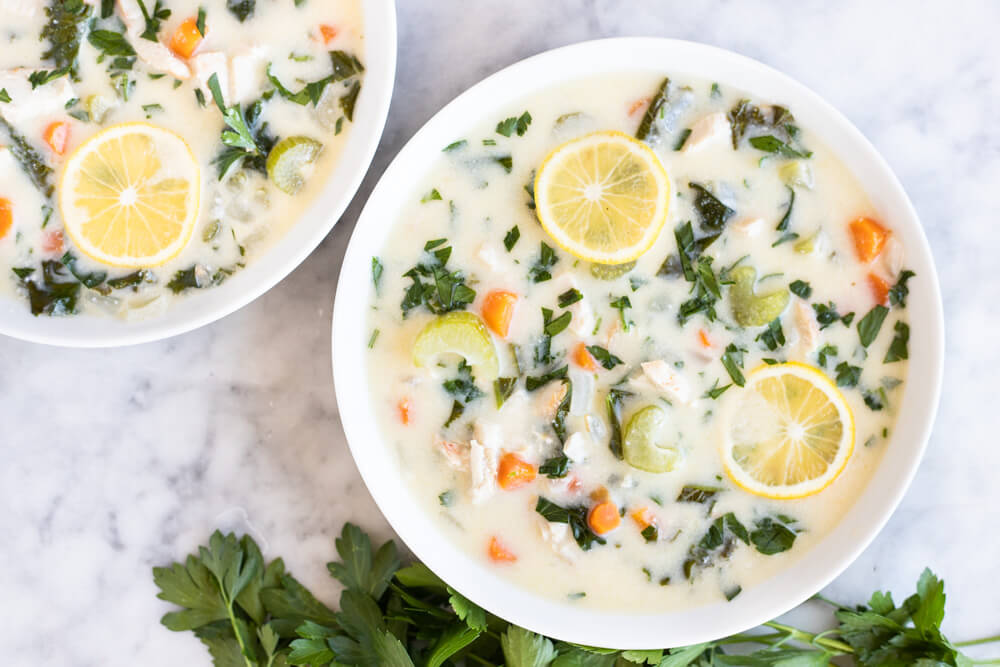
[{"left": 2, "top": 1, "right": 999, "bottom": 664}]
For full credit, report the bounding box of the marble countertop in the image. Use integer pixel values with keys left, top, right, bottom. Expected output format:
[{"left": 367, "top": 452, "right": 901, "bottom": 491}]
[{"left": 3, "top": 1, "right": 999, "bottom": 664}]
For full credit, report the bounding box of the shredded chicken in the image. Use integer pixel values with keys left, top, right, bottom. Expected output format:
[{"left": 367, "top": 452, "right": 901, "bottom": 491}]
[
  {"left": 468, "top": 422, "right": 502, "bottom": 504},
  {"left": 794, "top": 299, "right": 819, "bottom": 357},
  {"left": 538, "top": 518, "right": 577, "bottom": 562},
  {"left": 562, "top": 431, "right": 589, "bottom": 463},
  {"left": 732, "top": 216, "right": 765, "bottom": 237},
  {"left": 117, "top": 0, "right": 191, "bottom": 80},
  {"left": 0, "top": 69, "right": 75, "bottom": 126},
  {"left": 434, "top": 437, "right": 468, "bottom": 471},
  {"left": 537, "top": 381, "right": 569, "bottom": 419},
  {"left": 681, "top": 112, "right": 730, "bottom": 153},
  {"left": 881, "top": 236, "right": 904, "bottom": 279},
  {"left": 641, "top": 360, "right": 692, "bottom": 404}
]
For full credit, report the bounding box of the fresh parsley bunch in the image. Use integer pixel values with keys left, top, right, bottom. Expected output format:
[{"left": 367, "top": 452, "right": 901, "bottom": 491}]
[{"left": 155, "top": 524, "right": 999, "bottom": 667}]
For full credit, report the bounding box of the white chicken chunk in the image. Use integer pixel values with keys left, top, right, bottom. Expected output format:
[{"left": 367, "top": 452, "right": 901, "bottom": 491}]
[
  {"left": 794, "top": 300, "right": 819, "bottom": 358},
  {"left": 881, "top": 236, "right": 904, "bottom": 279},
  {"left": 468, "top": 422, "right": 501, "bottom": 504},
  {"left": 641, "top": 360, "right": 692, "bottom": 404},
  {"left": 562, "top": 431, "right": 589, "bottom": 463},
  {"left": 0, "top": 69, "right": 75, "bottom": 126},
  {"left": 538, "top": 518, "right": 577, "bottom": 562},
  {"left": 117, "top": 0, "right": 191, "bottom": 80},
  {"left": 434, "top": 436, "right": 468, "bottom": 471},
  {"left": 732, "top": 216, "right": 765, "bottom": 237},
  {"left": 190, "top": 52, "right": 229, "bottom": 104},
  {"left": 681, "top": 112, "right": 730, "bottom": 153},
  {"left": 229, "top": 46, "right": 268, "bottom": 105}
]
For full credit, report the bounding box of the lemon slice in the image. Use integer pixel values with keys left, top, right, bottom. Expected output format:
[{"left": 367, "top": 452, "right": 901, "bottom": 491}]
[
  {"left": 59, "top": 122, "right": 200, "bottom": 269},
  {"left": 534, "top": 130, "right": 670, "bottom": 265},
  {"left": 413, "top": 311, "right": 499, "bottom": 381},
  {"left": 722, "top": 362, "right": 855, "bottom": 499}
]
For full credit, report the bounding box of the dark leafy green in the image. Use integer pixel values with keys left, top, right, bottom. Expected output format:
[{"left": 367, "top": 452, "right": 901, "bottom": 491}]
[
  {"left": 689, "top": 182, "right": 735, "bottom": 232},
  {"left": 41, "top": 0, "right": 92, "bottom": 79},
  {"left": 535, "top": 498, "right": 605, "bottom": 551},
  {"left": 528, "top": 242, "right": 558, "bottom": 282},
  {"left": 605, "top": 388, "right": 631, "bottom": 460},
  {"left": 585, "top": 345, "right": 622, "bottom": 370},
  {"left": 226, "top": 0, "right": 255, "bottom": 21},
  {"left": 884, "top": 321, "right": 909, "bottom": 363},
  {"left": 857, "top": 305, "right": 889, "bottom": 347},
  {"left": 495, "top": 111, "right": 532, "bottom": 137}
]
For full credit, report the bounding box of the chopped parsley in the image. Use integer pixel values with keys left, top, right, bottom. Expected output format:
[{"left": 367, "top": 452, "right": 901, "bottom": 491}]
[
  {"left": 503, "top": 225, "right": 520, "bottom": 252},
  {"left": 495, "top": 111, "right": 532, "bottom": 137},
  {"left": 857, "top": 305, "right": 889, "bottom": 347},
  {"left": 584, "top": 345, "right": 622, "bottom": 370},
  {"left": 528, "top": 242, "right": 558, "bottom": 282},
  {"left": 788, "top": 279, "right": 812, "bottom": 298}
]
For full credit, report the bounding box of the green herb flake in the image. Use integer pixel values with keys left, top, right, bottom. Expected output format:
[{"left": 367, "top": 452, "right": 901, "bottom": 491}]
[
  {"left": 421, "top": 189, "right": 442, "bottom": 203},
  {"left": 884, "top": 321, "right": 910, "bottom": 363},
  {"left": 495, "top": 111, "right": 532, "bottom": 138},
  {"left": 503, "top": 225, "right": 520, "bottom": 252},
  {"left": 857, "top": 304, "right": 889, "bottom": 347}
]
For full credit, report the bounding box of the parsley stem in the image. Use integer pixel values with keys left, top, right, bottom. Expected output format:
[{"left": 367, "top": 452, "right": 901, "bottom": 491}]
[
  {"left": 956, "top": 634, "right": 1000, "bottom": 647},
  {"left": 465, "top": 654, "right": 498, "bottom": 666},
  {"left": 762, "top": 621, "right": 854, "bottom": 654},
  {"left": 811, "top": 593, "right": 849, "bottom": 610}
]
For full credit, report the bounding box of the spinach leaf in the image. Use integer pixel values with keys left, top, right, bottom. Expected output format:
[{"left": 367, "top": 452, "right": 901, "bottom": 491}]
[
  {"left": 539, "top": 454, "right": 569, "bottom": 479},
  {"left": 835, "top": 361, "right": 862, "bottom": 388},
  {"left": 557, "top": 288, "right": 582, "bottom": 308},
  {"left": 750, "top": 135, "right": 812, "bottom": 159},
  {"left": 226, "top": 0, "right": 254, "bottom": 21},
  {"left": 525, "top": 365, "right": 567, "bottom": 392},
  {"left": 789, "top": 279, "right": 812, "bottom": 298},
  {"left": 756, "top": 318, "right": 786, "bottom": 351},
  {"left": 684, "top": 513, "right": 749, "bottom": 580},
  {"left": 550, "top": 380, "right": 572, "bottom": 444},
  {"left": 400, "top": 242, "right": 475, "bottom": 317},
  {"left": 87, "top": 30, "right": 136, "bottom": 57},
  {"left": 541, "top": 307, "right": 571, "bottom": 337},
  {"left": 749, "top": 516, "right": 799, "bottom": 555},
  {"left": 584, "top": 345, "right": 622, "bottom": 370},
  {"left": 0, "top": 117, "right": 55, "bottom": 197},
  {"left": 689, "top": 182, "right": 735, "bottom": 232},
  {"left": 61, "top": 252, "right": 107, "bottom": 288},
  {"left": 889, "top": 269, "right": 915, "bottom": 307},
  {"left": 884, "top": 321, "right": 910, "bottom": 363},
  {"left": 720, "top": 343, "right": 746, "bottom": 387},
  {"left": 676, "top": 485, "right": 721, "bottom": 505},
  {"left": 503, "top": 225, "right": 520, "bottom": 252},
  {"left": 535, "top": 498, "right": 605, "bottom": 551},
  {"left": 605, "top": 388, "right": 631, "bottom": 460},
  {"left": 636, "top": 78, "right": 669, "bottom": 141},
  {"left": 41, "top": 0, "right": 92, "bottom": 79},
  {"left": 528, "top": 242, "right": 558, "bottom": 282},
  {"left": 442, "top": 360, "right": 484, "bottom": 403},
  {"left": 493, "top": 377, "right": 517, "bottom": 408},
  {"left": 776, "top": 185, "right": 795, "bottom": 232},
  {"left": 857, "top": 305, "right": 889, "bottom": 347},
  {"left": 18, "top": 260, "right": 81, "bottom": 316}
]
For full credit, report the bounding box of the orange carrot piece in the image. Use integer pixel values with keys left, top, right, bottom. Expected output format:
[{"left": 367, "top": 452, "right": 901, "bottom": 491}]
[
  {"left": 572, "top": 342, "right": 597, "bottom": 371},
  {"left": 630, "top": 506, "right": 655, "bottom": 530},
  {"left": 697, "top": 329, "right": 712, "bottom": 348},
  {"left": 42, "top": 230, "right": 64, "bottom": 254},
  {"left": 319, "top": 24, "right": 339, "bottom": 43},
  {"left": 488, "top": 536, "right": 517, "bottom": 563},
  {"left": 848, "top": 217, "right": 889, "bottom": 263},
  {"left": 481, "top": 289, "right": 518, "bottom": 338},
  {"left": 397, "top": 397, "right": 411, "bottom": 424},
  {"left": 169, "top": 17, "right": 203, "bottom": 58},
  {"left": 43, "top": 122, "right": 70, "bottom": 155},
  {"left": 868, "top": 273, "right": 890, "bottom": 305},
  {"left": 0, "top": 198, "right": 12, "bottom": 240},
  {"left": 497, "top": 452, "right": 536, "bottom": 490},
  {"left": 588, "top": 500, "right": 621, "bottom": 535}
]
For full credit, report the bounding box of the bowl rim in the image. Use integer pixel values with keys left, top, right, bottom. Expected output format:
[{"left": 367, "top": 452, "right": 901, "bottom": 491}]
[
  {"left": 332, "top": 36, "right": 944, "bottom": 649},
  {"left": 0, "top": 0, "right": 397, "bottom": 348}
]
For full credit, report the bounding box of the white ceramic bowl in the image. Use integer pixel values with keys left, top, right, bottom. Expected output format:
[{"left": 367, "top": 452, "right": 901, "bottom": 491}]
[
  {"left": 332, "top": 38, "right": 944, "bottom": 649},
  {"left": 0, "top": 0, "right": 396, "bottom": 348}
]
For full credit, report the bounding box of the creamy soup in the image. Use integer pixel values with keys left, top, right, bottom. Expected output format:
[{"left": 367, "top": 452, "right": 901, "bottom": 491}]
[
  {"left": 366, "top": 72, "right": 914, "bottom": 611},
  {"left": 0, "top": 0, "right": 363, "bottom": 318}
]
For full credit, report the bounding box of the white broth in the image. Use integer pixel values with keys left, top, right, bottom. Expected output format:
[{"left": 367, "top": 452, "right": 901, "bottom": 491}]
[
  {"left": 0, "top": 0, "right": 363, "bottom": 318},
  {"left": 367, "top": 72, "right": 913, "bottom": 611}
]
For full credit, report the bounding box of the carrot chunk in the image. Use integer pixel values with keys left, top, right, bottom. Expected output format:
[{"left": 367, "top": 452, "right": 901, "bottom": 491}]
[
  {"left": 488, "top": 536, "right": 517, "bottom": 563},
  {"left": 868, "top": 273, "right": 890, "bottom": 305},
  {"left": 396, "top": 397, "right": 411, "bottom": 424},
  {"left": 572, "top": 342, "right": 597, "bottom": 371},
  {"left": 169, "top": 17, "right": 203, "bottom": 58},
  {"left": 628, "top": 98, "right": 650, "bottom": 116},
  {"left": 630, "top": 506, "right": 655, "bottom": 530},
  {"left": 481, "top": 290, "right": 518, "bottom": 338},
  {"left": 43, "top": 122, "right": 70, "bottom": 155},
  {"left": 0, "top": 198, "right": 12, "bottom": 240},
  {"left": 588, "top": 500, "right": 621, "bottom": 535},
  {"left": 848, "top": 216, "right": 889, "bottom": 263},
  {"left": 497, "top": 452, "right": 536, "bottom": 490},
  {"left": 697, "top": 329, "right": 712, "bottom": 348},
  {"left": 319, "top": 24, "right": 339, "bottom": 43}
]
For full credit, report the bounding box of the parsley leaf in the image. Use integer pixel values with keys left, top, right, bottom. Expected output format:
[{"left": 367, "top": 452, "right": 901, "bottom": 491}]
[
  {"left": 495, "top": 111, "right": 532, "bottom": 137},
  {"left": 884, "top": 321, "right": 910, "bottom": 363},
  {"left": 789, "top": 279, "right": 812, "bottom": 298},
  {"left": 889, "top": 269, "right": 915, "bottom": 307},
  {"left": 585, "top": 345, "right": 622, "bottom": 370},
  {"left": 503, "top": 225, "right": 520, "bottom": 252},
  {"left": 835, "top": 361, "right": 862, "bottom": 388},
  {"left": 857, "top": 305, "right": 889, "bottom": 347},
  {"left": 720, "top": 343, "right": 746, "bottom": 387}
]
